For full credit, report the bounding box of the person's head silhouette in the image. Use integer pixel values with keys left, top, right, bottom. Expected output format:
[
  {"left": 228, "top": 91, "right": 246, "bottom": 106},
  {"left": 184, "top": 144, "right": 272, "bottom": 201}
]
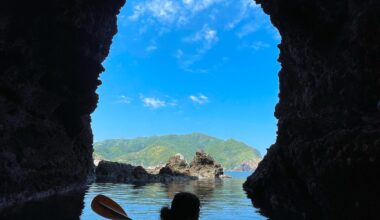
[{"left": 160, "top": 192, "right": 200, "bottom": 220}]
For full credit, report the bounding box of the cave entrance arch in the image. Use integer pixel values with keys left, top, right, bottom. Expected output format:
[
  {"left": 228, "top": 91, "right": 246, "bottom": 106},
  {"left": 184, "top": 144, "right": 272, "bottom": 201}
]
[{"left": 92, "top": 0, "right": 281, "bottom": 168}]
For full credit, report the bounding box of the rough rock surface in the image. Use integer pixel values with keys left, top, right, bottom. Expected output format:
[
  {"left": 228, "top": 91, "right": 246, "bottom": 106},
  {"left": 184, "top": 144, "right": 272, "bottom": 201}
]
[
  {"left": 160, "top": 153, "right": 189, "bottom": 175},
  {"left": 233, "top": 160, "right": 260, "bottom": 172},
  {"left": 189, "top": 151, "right": 224, "bottom": 178},
  {"left": 161, "top": 152, "right": 224, "bottom": 178},
  {"left": 244, "top": 0, "right": 380, "bottom": 219},
  {"left": 0, "top": 0, "right": 125, "bottom": 211},
  {"left": 95, "top": 160, "right": 196, "bottom": 183}
]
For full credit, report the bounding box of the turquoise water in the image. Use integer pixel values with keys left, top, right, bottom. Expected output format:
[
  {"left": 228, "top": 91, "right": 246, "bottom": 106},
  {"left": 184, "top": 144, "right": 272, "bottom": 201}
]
[{"left": 80, "top": 172, "right": 266, "bottom": 220}]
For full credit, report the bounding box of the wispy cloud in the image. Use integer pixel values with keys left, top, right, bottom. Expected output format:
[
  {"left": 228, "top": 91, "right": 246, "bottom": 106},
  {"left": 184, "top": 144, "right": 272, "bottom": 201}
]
[
  {"left": 225, "top": 0, "right": 261, "bottom": 30},
  {"left": 125, "top": 0, "right": 273, "bottom": 69},
  {"left": 141, "top": 96, "right": 167, "bottom": 109},
  {"left": 237, "top": 22, "right": 260, "bottom": 38},
  {"left": 184, "top": 0, "right": 223, "bottom": 12},
  {"left": 118, "top": 95, "right": 132, "bottom": 104},
  {"left": 183, "top": 25, "right": 218, "bottom": 44},
  {"left": 249, "top": 41, "right": 270, "bottom": 50},
  {"left": 127, "top": 0, "right": 260, "bottom": 29},
  {"left": 184, "top": 68, "right": 209, "bottom": 73},
  {"left": 146, "top": 45, "right": 158, "bottom": 52},
  {"left": 189, "top": 94, "right": 209, "bottom": 104},
  {"left": 129, "top": 1, "right": 180, "bottom": 24},
  {"left": 179, "top": 25, "right": 219, "bottom": 68}
]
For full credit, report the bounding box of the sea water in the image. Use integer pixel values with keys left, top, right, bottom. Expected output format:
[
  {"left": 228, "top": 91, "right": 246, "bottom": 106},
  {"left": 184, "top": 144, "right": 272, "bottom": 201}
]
[{"left": 80, "top": 171, "right": 266, "bottom": 220}]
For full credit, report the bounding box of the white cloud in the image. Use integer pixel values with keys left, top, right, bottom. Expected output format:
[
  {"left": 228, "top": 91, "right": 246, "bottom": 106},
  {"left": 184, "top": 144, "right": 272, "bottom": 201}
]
[
  {"left": 128, "top": 5, "right": 145, "bottom": 21},
  {"left": 126, "top": 0, "right": 273, "bottom": 69},
  {"left": 184, "top": 25, "right": 218, "bottom": 44},
  {"left": 118, "top": 95, "right": 132, "bottom": 104},
  {"left": 176, "top": 49, "right": 184, "bottom": 59},
  {"left": 183, "top": 0, "right": 193, "bottom": 6},
  {"left": 249, "top": 41, "right": 270, "bottom": 50},
  {"left": 185, "top": 68, "right": 208, "bottom": 73},
  {"left": 168, "top": 100, "right": 178, "bottom": 106},
  {"left": 237, "top": 22, "right": 260, "bottom": 38},
  {"left": 146, "top": 45, "right": 158, "bottom": 52},
  {"left": 179, "top": 25, "right": 219, "bottom": 68},
  {"left": 141, "top": 97, "right": 167, "bottom": 109},
  {"left": 192, "top": 0, "right": 222, "bottom": 12},
  {"left": 189, "top": 94, "right": 209, "bottom": 104},
  {"left": 129, "top": 0, "right": 180, "bottom": 24},
  {"left": 225, "top": 0, "right": 261, "bottom": 30}
]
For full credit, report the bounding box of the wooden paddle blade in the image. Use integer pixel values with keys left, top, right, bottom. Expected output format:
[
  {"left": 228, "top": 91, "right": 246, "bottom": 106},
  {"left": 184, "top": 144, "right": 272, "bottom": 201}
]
[{"left": 91, "top": 194, "right": 132, "bottom": 220}]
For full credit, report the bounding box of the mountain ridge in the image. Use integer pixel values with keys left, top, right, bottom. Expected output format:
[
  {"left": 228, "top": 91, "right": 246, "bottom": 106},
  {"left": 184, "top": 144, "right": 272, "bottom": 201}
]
[{"left": 94, "top": 133, "right": 261, "bottom": 170}]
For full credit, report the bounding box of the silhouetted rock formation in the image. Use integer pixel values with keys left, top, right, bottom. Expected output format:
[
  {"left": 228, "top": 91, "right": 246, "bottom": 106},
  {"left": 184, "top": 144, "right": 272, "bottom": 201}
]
[
  {"left": 95, "top": 160, "right": 196, "bottom": 183},
  {"left": 161, "top": 152, "right": 224, "bottom": 178},
  {"left": 244, "top": 0, "right": 380, "bottom": 219},
  {"left": 0, "top": 0, "right": 126, "bottom": 211},
  {"left": 96, "top": 152, "right": 223, "bottom": 183}
]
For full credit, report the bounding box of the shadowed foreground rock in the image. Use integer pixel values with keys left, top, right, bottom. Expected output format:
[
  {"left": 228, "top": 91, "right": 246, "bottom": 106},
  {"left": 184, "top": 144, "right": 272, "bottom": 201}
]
[
  {"left": 244, "top": 0, "right": 380, "bottom": 219},
  {"left": 0, "top": 0, "right": 126, "bottom": 211}
]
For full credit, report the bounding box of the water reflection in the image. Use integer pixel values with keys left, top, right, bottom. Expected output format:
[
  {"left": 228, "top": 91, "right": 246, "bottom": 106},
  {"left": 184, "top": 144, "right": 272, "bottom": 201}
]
[
  {"left": 0, "top": 172, "right": 266, "bottom": 220},
  {"left": 163, "top": 179, "right": 223, "bottom": 200},
  {"left": 0, "top": 189, "right": 86, "bottom": 220},
  {"left": 81, "top": 172, "right": 265, "bottom": 220}
]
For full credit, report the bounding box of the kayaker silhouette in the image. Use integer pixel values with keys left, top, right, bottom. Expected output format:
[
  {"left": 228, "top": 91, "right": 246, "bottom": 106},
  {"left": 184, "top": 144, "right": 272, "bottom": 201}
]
[
  {"left": 160, "top": 192, "right": 200, "bottom": 220},
  {"left": 91, "top": 192, "right": 200, "bottom": 220}
]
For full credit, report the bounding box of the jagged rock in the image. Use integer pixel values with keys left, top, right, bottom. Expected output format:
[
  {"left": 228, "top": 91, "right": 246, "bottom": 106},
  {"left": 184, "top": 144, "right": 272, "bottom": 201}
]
[
  {"left": 160, "top": 151, "right": 224, "bottom": 179},
  {"left": 243, "top": 0, "right": 380, "bottom": 219},
  {"left": 167, "top": 154, "right": 189, "bottom": 171},
  {"left": 189, "top": 151, "right": 224, "bottom": 178},
  {"left": 161, "top": 153, "right": 190, "bottom": 176}
]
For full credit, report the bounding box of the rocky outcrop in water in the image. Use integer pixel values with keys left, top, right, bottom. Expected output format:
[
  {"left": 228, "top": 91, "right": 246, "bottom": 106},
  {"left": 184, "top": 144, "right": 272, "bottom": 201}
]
[
  {"left": 0, "top": 0, "right": 126, "bottom": 211},
  {"left": 95, "top": 160, "right": 196, "bottom": 183},
  {"left": 244, "top": 0, "right": 380, "bottom": 219},
  {"left": 96, "top": 152, "right": 223, "bottom": 183},
  {"left": 160, "top": 152, "right": 224, "bottom": 179},
  {"left": 189, "top": 151, "right": 224, "bottom": 178}
]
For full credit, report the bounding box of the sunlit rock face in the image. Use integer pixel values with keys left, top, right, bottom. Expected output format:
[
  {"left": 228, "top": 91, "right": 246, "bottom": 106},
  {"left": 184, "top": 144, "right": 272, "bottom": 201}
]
[
  {"left": 244, "top": 0, "right": 380, "bottom": 219},
  {"left": 0, "top": 0, "right": 125, "bottom": 210}
]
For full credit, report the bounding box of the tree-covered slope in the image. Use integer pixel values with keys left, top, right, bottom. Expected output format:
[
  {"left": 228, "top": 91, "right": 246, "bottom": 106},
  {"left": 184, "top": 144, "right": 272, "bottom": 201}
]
[{"left": 94, "top": 133, "right": 262, "bottom": 170}]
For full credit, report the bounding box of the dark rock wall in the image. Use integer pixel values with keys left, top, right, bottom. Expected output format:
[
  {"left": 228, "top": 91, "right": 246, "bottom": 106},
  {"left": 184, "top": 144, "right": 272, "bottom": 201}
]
[
  {"left": 244, "top": 0, "right": 380, "bottom": 219},
  {"left": 0, "top": 0, "right": 125, "bottom": 210}
]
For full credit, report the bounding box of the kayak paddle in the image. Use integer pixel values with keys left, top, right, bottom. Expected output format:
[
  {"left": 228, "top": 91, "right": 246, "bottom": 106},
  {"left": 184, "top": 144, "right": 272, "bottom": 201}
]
[{"left": 91, "top": 194, "right": 132, "bottom": 220}]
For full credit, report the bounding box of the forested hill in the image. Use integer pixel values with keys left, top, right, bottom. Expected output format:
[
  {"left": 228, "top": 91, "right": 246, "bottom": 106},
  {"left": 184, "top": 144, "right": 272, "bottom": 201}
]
[{"left": 94, "top": 133, "right": 262, "bottom": 170}]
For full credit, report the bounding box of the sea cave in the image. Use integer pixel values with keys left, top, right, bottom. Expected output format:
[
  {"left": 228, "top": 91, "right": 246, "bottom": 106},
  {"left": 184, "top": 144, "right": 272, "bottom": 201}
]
[{"left": 0, "top": 0, "right": 379, "bottom": 219}]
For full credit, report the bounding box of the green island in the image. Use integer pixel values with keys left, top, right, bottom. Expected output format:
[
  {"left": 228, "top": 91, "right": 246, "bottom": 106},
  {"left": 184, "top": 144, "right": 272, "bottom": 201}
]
[{"left": 94, "top": 132, "right": 262, "bottom": 171}]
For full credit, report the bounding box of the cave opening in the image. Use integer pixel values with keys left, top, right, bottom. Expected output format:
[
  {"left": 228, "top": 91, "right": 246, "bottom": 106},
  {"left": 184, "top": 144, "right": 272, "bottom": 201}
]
[
  {"left": 2, "top": 0, "right": 379, "bottom": 219},
  {"left": 89, "top": 0, "right": 280, "bottom": 219}
]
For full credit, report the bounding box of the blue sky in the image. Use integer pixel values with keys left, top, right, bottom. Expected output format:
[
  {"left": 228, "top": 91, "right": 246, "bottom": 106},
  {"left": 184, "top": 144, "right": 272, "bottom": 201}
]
[{"left": 91, "top": 0, "right": 281, "bottom": 155}]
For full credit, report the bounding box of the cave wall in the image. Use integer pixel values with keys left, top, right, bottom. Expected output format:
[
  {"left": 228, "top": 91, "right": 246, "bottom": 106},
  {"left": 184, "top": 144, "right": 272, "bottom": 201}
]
[
  {"left": 0, "top": 0, "right": 125, "bottom": 210},
  {"left": 244, "top": 0, "right": 380, "bottom": 219}
]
